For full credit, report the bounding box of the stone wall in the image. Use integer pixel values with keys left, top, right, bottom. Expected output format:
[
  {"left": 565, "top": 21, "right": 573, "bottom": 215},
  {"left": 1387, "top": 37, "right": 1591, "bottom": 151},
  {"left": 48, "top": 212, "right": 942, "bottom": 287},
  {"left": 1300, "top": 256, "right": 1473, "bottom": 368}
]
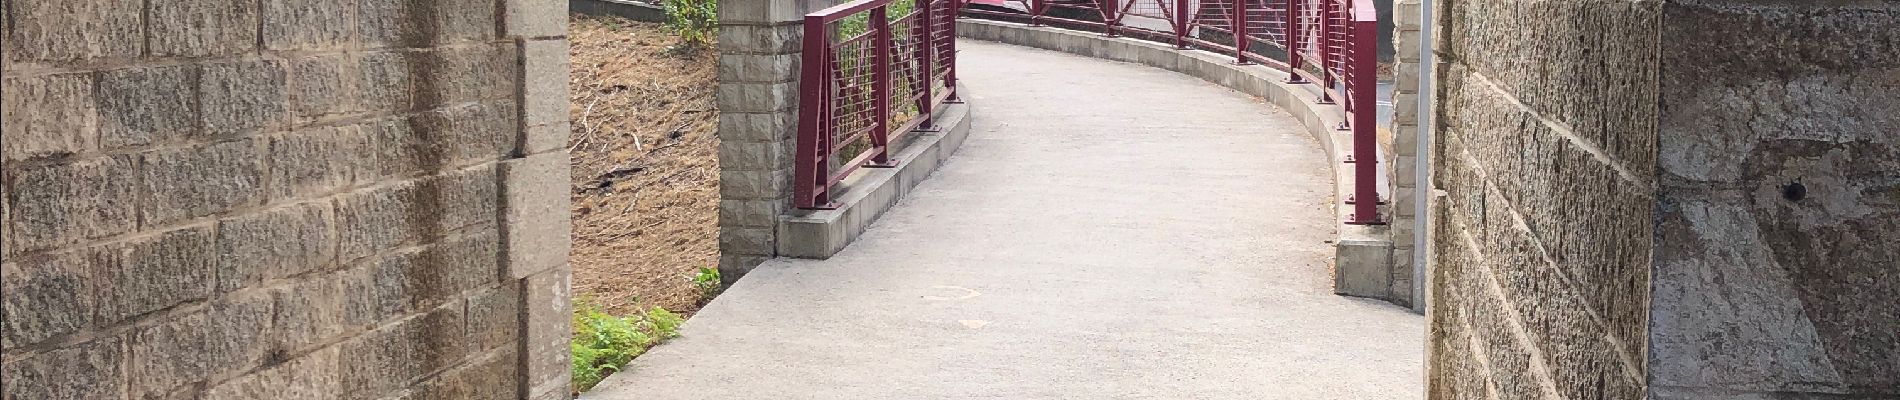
[
  {"left": 1648, "top": 1, "right": 1898, "bottom": 398},
  {"left": 1428, "top": 0, "right": 1897, "bottom": 399},
  {"left": 1426, "top": 0, "right": 1660, "bottom": 398},
  {"left": 0, "top": 0, "right": 575, "bottom": 399},
  {"left": 1388, "top": 0, "right": 1424, "bottom": 311},
  {"left": 715, "top": 0, "right": 833, "bottom": 282}
]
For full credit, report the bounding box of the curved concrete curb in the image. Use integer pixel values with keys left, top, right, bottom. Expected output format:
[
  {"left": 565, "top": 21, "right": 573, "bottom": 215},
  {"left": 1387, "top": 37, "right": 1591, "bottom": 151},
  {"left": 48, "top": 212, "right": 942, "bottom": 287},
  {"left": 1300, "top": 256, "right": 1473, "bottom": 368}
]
[
  {"left": 956, "top": 19, "right": 1407, "bottom": 309},
  {"left": 777, "top": 92, "right": 976, "bottom": 259}
]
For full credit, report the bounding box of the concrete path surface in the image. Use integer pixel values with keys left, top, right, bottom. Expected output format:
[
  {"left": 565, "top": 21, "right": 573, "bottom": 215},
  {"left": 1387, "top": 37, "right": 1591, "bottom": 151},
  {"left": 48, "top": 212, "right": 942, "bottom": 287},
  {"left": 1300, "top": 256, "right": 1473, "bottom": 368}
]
[{"left": 586, "top": 40, "right": 1424, "bottom": 400}]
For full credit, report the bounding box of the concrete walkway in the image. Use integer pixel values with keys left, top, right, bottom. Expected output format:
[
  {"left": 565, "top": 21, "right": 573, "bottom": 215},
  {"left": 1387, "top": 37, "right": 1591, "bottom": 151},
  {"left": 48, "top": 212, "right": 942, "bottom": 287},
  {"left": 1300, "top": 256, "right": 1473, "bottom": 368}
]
[{"left": 587, "top": 40, "right": 1424, "bottom": 399}]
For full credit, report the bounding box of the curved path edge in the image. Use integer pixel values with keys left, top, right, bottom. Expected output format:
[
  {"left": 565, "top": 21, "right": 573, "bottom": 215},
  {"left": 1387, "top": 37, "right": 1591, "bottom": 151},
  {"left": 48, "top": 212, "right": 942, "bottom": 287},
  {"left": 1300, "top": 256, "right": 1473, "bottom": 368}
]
[{"left": 956, "top": 19, "right": 1409, "bottom": 308}]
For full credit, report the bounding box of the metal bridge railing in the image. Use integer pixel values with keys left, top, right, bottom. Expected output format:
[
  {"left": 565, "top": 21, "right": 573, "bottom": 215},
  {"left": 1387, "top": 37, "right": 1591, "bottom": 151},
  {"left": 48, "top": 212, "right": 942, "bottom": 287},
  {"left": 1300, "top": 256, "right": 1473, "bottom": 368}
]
[
  {"left": 961, "top": 0, "right": 1385, "bottom": 225},
  {"left": 796, "top": 0, "right": 962, "bottom": 210}
]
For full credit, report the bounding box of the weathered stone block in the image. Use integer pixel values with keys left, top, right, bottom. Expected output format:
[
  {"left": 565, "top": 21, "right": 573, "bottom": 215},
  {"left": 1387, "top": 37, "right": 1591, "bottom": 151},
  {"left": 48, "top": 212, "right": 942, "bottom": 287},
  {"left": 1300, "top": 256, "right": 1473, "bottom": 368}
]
[
  {"left": 501, "top": 152, "right": 572, "bottom": 279},
  {"left": 522, "top": 39, "right": 572, "bottom": 127},
  {"left": 130, "top": 292, "right": 273, "bottom": 398},
  {"left": 340, "top": 306, "right": 471, "bottom": 398},
  {"left": 203, "top": 347, "right": 341, "bottom": 400},
  {"left": 141, "top": 139, "right": 265, "bottom": 226},
  {"left": 720, "top": 225, "right": 776, "bottom": 256},
  {"left": 418, "top": 44, "right": 518, "bottom": 106},
  {"left": 270, "top": 273, "right": 347, "bottom": 353},
  {"left": 717, "top": 24, "right": 803, "bottom": 54},
  {"left": 99, "top": 225, "right": 216, "bottom": 323},
  {"left": 373, "top": 103, "right": 517, "bottom": 178},
  {"left": 716, "top": 81, "right": 798, "bottom": 113},
  {"left": 520, "top": 269, "right": 572, "bottom": 397},
  {"left": 288, "top": 55, "right": 357, "bottom": 121},
  {"left": 522, "top": 121, "right": 571, "bottom": 155},
  {"left": 98, "top": 65, "right": 198, "bottom": 148},
  {"left": 268, "top": 123, "right": 373, "bottom": 201},
  {"left": 718, "top": 53, "right": 801, "bottom": 83},
  {"left": 1, "top": 73, "right": 97, "bottom": 161},
  {"left": 355, "top": 0, "right": 412, "bottom": 46},
  {"left": 3, "top": 0, "right": 142, "bottom": 61},
  {"left": 0, "top": 337, "right": 123, "bottom": 399},
  {"left": 148, "top": 0, "right": 259, "bottom": 57},
  {"left": 356, "top": 51, "right": 416, "bottom": 112},
  {"left": 466, "top": 284, "right": 521, "bottom": 351},
  {"left": 200, "top": 60, "right": 289, "bottom": 136},
  {"left": 0, "top": 252, "right": 95, "bottom": 348},
  {"left": 6, "top": 155, "right": 137, "bottom": 252},
  {"left": 335, "top": 165, "right": 499, "bottom": 260},
  {"left": 504, "top": 0, "right": 570, "bottom": 38},
  {"left": 719, "top": 168, "right": 789, "bottom": 200},
  {"left": 402, "top": 349, "right": 520, "bottom": 400},
  {"left": 718, "top": 111, "right": 797, "bottom": 142},
  {"left": 263, "top": 0, "right": 355, "bottom": 50},
  {"left": 718, "top": 139, "right": 791, "bottom": 171},
  {"left": 216, "top": 202, "right": 336, "bottom": 292},
  {"left": 343, "top": 233, "right": 500, "bottom": 324},
  {"left": 719, "top": 198, "right": 782, "bottom": 229}
]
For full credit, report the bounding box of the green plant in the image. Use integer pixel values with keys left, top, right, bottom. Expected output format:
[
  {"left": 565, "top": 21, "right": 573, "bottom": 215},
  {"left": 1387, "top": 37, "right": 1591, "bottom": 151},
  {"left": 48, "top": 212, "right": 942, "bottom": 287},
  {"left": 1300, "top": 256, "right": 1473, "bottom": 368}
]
[
  {"left": 571, "top": 300, "right": 688, "bottom": 393},
  {"left": 691, "top": 266, "right": 722, "bottom": 302},
  {"left": 663, "top": 0, "right": 717, "bottom": 51}
]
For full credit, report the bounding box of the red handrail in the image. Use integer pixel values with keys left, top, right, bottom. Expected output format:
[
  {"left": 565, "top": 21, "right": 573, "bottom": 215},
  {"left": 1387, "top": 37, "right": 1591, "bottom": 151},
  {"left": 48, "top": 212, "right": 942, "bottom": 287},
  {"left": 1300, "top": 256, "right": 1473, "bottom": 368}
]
[
  {"left": 959, "top": 0, "right": 1385, "bottom": 224},
  {"left": 796, "top": 0, "right": 961, "bottom": 209}
]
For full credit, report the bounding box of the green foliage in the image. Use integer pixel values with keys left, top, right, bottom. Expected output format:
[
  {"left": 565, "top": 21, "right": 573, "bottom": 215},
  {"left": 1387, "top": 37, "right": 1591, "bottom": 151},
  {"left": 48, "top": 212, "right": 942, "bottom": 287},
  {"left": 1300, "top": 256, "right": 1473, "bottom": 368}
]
[
  {"left": 691, "top": 266, "right": 722, "bottom": 302},
  {"left": 663, "top": 0, "right": 718, "bottom": 51},
  {"left": 838, "top": 0, "right": 917, "bottom": 39},
  {"left": 571, "top": 300, "right": 687, "bottom": 393}
]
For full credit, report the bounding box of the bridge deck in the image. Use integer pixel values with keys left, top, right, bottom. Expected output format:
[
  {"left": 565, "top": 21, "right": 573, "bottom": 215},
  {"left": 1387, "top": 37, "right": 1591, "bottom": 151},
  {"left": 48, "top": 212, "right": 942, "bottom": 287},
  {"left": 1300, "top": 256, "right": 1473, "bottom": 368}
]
[{"left": 586, "top": 40, "right": 1424, "bottom": 399}]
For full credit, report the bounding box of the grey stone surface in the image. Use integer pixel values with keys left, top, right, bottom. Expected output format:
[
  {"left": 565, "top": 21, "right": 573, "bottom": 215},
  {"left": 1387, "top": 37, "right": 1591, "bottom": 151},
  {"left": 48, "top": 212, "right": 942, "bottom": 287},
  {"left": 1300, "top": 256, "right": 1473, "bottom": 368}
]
[
  {"left": 270, "top": 273, "right": 348, "bottom": 353},
  {"left": 203, "top": 347, "right": 341, "bottom": 400},
  {"left": 288, "top": 55, "right": 356, "bottom": 122},
  {"left": 199, "top": 60, "right": 289, "bottom": 137},
  {"left": 0, "top": 251, "right": 95, "bottom": 347},
  {"left": 520, "top": 269, "right": 573, "bottom": 398},
  {"left": 215, "top": 201, "right": 336, "bottom": 292},
  {"left": 336, "top": 166, "right": 499, "bottom": 261},
  {"left": 589, "top": 40, "right": 1424, "bottom": 399},
  {"left": 140, "top": 139, "right": 265, "bottom": 226},
  {"left": 267, "top": 123, "right": 372, "bottom": 201},
  {"left": 263, "top": 0, "right": 356, "bottom": 50},
  {"left": 507, "top": 0, "right": 571, "bottom": 38},
  {"left": 129, "top": 292, "right": 274, "bottom": 398},
  {"left": 3, "top": 0, "right": 143, "bottom": 62},
  {"left": 501, "top": 152, "right": 573, "bottom": 279},
  {"left": 100, "top": 225, "right": 218, "bottom": 323},
  {"left": 1, "top": 73, "right": 97, "bottom": 161},
  {"left": 6, "top": 154, "right": 138, "bottom": 252},
  {"left": 521, "top": 40, "right": 572, "bottom": 127},
  {"left": 340, "top": 306, "right": 471, "bottom": 398},
  {"left": 98, "top": 65, "right": 197, "bottom": 148},
  {"left": 147, "top": 0, "right": 259, "bottom": 57},
  {"left": 0, "top": 337, "right": 124, "bottom": 399},
  {"left": 776, "top": 101, "right": 972, "bottom": 259}
]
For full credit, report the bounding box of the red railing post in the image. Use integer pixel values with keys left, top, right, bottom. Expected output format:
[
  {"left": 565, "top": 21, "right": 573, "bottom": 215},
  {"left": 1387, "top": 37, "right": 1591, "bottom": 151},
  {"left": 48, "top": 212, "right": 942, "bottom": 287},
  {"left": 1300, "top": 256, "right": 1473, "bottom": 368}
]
[
  {"left": 1233, "top": 0, "right": 1251, "bottom": 64},
  {"left": 945, "top": 0, "right": 962, "bottom": 101},
  {"left": 869, "top": 5, "right": 896, "bottom": 167},
  {"left": 1283, "top": 0, "right": 1305, "bottom": 82},
  {"left": 795, "top": 14, "right": 831, "bottom": 209},
  {"left": 1345, "top": 9, "right": 1381, "bottom": 224},
  {"left": 1103, "top": 0, "right": 1122, "bottom": 37},
  {"left": 917, "top": 0, "right": 936, "bottom": 129},
  {"left": 1174, "top": 0, "right": 1190, "bottom": 49},
  {"left": 1029, "top": 0, "right": 1044, "bottom": 26},
  {"left": 1314, "top": 0, "right": 1333, "bottom": 103}
]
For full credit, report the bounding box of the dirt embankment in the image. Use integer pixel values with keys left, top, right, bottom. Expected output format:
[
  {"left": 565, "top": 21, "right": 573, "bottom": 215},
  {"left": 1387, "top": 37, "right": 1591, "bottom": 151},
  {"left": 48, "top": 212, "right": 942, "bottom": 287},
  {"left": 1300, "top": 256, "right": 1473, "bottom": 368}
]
[{"left": 567, "top": 17, "right": 720, "bottom": 316}]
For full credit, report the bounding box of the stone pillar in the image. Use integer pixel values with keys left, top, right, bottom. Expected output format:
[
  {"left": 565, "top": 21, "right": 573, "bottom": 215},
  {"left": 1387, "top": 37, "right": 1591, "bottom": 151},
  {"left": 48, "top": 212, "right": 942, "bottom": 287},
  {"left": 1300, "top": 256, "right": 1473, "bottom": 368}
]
[
  {"left": 501, "top": 0, "right": 575, "bottom": 399},
  {"left": 1387, "top": 0, "right": 1424, "bottom": 311},
  {"left": 716, "top": 0, "right": 834, "bottom": 283},
  {"left": 1426, "top": 1, "right": 1897, "bottom": 399}
]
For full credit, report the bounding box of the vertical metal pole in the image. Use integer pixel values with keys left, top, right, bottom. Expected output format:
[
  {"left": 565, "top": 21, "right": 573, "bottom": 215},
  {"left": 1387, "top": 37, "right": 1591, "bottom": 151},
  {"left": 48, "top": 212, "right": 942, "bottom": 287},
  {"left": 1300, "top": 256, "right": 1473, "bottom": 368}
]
[
  {"left": 1233, "top": 0, "right": 1251, "bottom": 64},
  {"left": 1175, "top": 0, "right": 1191, "bottom": 49},
  {"left": 1347, "top": 18, "right": 1381, "bottom": 225},
  {"left": 870, "top": 6, "right": 895, "bottom": 166},
  {"left": 946, "top": 0, "right": 962, "bottom": 102},
  {"left": 918, "top": 0, "right": 936, "bottom": 128},
  {"left": 795, "top": 15, "right": 830, "bottom": 209},
  {"left": 1315, "top": 0, "right": 1333, "bottom": 103},
  {"left": 1284, "top": 0, "right": 1304, "bottom": 82},
  {"left": 1103, "top": 0, "right": 1121, "bottom": 37},
  {"left": 1030, "top": 0, "right": 1044, "bottom": 26}
]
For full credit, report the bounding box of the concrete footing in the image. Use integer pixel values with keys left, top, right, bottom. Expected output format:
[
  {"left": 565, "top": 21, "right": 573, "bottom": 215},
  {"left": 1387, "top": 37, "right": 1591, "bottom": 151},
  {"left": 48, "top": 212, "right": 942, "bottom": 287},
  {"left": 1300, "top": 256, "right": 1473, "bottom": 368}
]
[
  {"left": 956, "top": 19, "right": 1407, "bottom": 309},
  {"left": 776, "top": 96, "right": 975, "bottom": 258}
]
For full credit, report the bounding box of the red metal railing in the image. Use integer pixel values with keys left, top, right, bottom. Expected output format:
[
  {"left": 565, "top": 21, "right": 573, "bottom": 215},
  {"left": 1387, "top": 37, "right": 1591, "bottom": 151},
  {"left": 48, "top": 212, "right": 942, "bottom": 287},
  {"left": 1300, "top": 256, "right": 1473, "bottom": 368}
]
[
  {"left": 962, "top": 0, "right": 1384, "bottom": 224},
  {"left": 796, "top": 0, "right": 962, "bottom": 210}
]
